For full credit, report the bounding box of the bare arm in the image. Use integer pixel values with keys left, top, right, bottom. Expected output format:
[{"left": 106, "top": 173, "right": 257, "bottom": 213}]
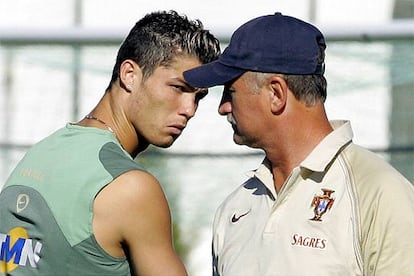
[{"left": 93, "top": 170, "right": 187, "bottom": 276}]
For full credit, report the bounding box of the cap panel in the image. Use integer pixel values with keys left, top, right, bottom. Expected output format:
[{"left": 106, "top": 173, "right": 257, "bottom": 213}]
[
  {"left": 183, "top": 13, "right": 326, "bottom": 88},
  {"left": 183, "top": 60, "right": 245, "bottom": 88}
]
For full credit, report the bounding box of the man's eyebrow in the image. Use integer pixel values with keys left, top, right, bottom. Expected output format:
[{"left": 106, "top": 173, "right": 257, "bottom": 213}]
[
  {"left": 178, "top": 78, "right": 205, "bottom": 93},
  {"left": 171, "top": 75, "right": 207, "bottom": 93}
]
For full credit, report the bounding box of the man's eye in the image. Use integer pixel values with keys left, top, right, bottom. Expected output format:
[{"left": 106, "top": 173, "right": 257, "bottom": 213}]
[
  {"left": 196, "top": 91, "right": 208, "bottom": 101},
  {"left": 223, "top": 88, "right": 234, "bottom": 100},
  {"left": 172, "top": 85, "right": 185, "bottom": 91}
]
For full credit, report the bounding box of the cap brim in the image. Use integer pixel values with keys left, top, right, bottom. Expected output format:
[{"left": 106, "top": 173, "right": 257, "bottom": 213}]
[{"left": 183, "top": 60, "right": 245, "bottom": 88}]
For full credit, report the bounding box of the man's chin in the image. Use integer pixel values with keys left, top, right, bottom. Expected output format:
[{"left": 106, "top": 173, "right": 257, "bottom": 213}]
[
  {"left": 233, "top": 135, "right": 245, "bottom": 146},
  {"left": 153, "top": 136, "right": 177, "bottom": 148},
  {"left": 233, "top": 134, "right": 254, "bottom": 148}
]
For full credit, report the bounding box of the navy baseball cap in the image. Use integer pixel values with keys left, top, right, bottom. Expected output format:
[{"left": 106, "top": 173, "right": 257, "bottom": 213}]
[{"left": 184, "top": 12, "right": 326, "bottom": 88}]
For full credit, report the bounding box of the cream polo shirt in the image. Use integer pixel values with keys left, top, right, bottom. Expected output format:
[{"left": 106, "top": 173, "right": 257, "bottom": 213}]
[{"left": 212, "top": 120, "right": 414, "bottom": 276}]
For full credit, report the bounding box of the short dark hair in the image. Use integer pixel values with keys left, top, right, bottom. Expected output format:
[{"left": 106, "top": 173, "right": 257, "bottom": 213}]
[{"left": 107, "top": 10, "right": 221, "bottom": 90}]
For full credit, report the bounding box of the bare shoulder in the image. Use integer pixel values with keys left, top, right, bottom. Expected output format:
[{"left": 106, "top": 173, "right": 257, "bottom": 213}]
[
  {"left": 106, "top": 169, "right": 167, "bottom": 204},
  {"left": 94, "top": 169, "right": 186, "bottom": 275},
  {"left": 93, "top": 169, "right": 171, "bottom": 258},
  {"left": 96, "top": 169, "right": 168, "bottom": 215}
]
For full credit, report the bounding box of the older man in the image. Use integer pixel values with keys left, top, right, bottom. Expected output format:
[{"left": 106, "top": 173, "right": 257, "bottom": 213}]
[{"left": 184, "top": 12, "right": 414, "bottom": 276}]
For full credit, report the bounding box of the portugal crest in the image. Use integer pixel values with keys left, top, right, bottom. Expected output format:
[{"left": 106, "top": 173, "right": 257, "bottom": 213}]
[{"left": 310, "top": 189, "right": 335, "bottom": 222}]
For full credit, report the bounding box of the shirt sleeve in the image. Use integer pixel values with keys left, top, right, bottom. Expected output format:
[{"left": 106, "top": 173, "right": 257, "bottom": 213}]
[{"left": 359, "top": 172, "right": 414, "bottom": 275}]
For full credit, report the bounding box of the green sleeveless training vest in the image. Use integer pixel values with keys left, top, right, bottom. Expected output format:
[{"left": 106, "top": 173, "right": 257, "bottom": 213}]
[{"left": 0, "top": 124, "right": 144, "bottom": 275}]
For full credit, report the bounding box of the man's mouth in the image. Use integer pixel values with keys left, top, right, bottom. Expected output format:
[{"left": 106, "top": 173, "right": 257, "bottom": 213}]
[{"left": 169, "top": 124, "right": 185, "bottom": 135}]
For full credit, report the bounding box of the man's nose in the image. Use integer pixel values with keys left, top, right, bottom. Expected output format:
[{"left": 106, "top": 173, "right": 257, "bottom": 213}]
[
  {"left": 218, "top": 98, "right": 231, "bottom": 116},
  {"left": 180, "top": 95, "right": 197, "bottom": 119}
]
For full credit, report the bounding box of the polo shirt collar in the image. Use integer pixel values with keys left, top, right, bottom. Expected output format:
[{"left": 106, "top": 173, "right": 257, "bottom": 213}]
[
  {"left": 248, "top": 120, "right": 353, "bottom": 196},
  {"left": 301, "top": 120, "right": 353, "bottom": 172}
]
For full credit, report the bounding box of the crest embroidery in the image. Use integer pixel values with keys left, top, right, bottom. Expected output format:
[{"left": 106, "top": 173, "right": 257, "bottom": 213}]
[{"left": 310, "top": 189, "right": 335, "bottom": 221}]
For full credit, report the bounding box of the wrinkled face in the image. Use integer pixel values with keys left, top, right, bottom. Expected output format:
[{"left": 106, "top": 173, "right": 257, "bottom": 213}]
[
  {"left": 218, "top": 72, "right": 268, "bottom": 148},
  {"left": 130, "top": 56, "right": 207, "bottom": 148}
]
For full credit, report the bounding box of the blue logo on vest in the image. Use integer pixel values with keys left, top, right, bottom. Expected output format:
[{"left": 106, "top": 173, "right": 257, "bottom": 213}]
[{"left": 0, "top": 227, "right": 42, "bottom": 273}]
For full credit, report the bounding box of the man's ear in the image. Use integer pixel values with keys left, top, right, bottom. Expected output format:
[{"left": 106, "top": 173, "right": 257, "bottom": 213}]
[
  {"left": 268, "top": 75, "right": 288, "bottom": 114},
  {"left": 119, "top": 59, "right": 142, "bottom": 92}
]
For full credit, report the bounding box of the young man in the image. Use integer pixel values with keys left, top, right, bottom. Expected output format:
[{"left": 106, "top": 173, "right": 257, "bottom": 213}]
[
  {"left": 184, "top": 12, "right": 414, "bottom": 276},
  {"left": 0, "top": 10, "right": 220, "bottom": 275}
]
